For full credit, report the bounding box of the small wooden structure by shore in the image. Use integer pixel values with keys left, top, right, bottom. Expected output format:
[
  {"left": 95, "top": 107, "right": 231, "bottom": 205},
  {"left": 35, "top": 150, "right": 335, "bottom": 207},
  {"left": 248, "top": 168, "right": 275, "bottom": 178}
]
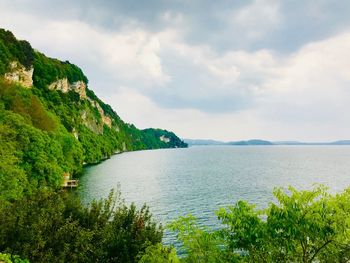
[{"left": 62, "top": 173, "right": 79, "bottom": 188}]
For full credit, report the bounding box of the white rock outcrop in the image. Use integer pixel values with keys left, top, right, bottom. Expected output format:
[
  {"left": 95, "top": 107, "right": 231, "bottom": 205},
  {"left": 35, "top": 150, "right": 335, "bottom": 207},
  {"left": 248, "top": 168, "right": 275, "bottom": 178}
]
[
  {"left": 70, "top": 81, "right": 87, "bottom": 99},
  {"left": 160, "top": 135, "right": 170, "bottom": 143},
  {"left": 49, "top": 78, "right": 113, "bottom": 131},
  {"left": 88, "top": 99, "right": 112, "bottom": 128},
  {"left": 4, "top": 61, "right": 33, "bottom": 88},
  {"left": 48, "top": 78, "right": 87, "bottom": 99},
  {"left": 48, "top": 78, "right": 69, "bottom": 93}
]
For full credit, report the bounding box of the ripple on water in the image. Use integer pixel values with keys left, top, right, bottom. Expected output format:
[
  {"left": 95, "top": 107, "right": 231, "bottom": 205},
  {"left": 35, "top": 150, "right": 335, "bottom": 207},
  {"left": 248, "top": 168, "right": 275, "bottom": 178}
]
[{"left": 79, "top": 146, "right": 350, "bottom": 244}]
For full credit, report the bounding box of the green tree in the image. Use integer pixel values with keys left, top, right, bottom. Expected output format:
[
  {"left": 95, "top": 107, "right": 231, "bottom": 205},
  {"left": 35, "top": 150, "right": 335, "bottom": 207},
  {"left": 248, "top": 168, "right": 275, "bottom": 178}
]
[
  {"left": 138, "top": 244, "right": 180, "bottom": 263},
  {"left": 168, "top": 186, "right": 350, "bottom": 263},
  {"left": 168, "top": 215, "right": 230, "bottom": 263},
  {"left": 0, "top": 253, "right": 29, "bottom": 263},
  {"left": 0, "top": 122, "right": 28, "bottom": 203},
  {"left": 0, "top": 189, "right": 162, "bottom": 263}
]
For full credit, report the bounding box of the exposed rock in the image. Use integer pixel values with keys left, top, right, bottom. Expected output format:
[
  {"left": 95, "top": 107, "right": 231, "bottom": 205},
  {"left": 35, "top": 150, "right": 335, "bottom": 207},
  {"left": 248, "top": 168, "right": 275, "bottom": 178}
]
[
  {"left": 49, "top": 78, "right": 69, "bottom": 93},
  {"left": 4, "top": 61, "right": 33, "bottom": 88},
  {"left": 83, "top": 119, "right": 103, "bottom": 134},
  {"left": 89, "top": 99, "right": 113, "bottom": 128},
  {"left": 81, "top": 110, "right": 103, "bottom": 134},
  {"left": 49, "top": 79, "right": 111, "bottom": 128},
  {"left": 48, "top": 78, "right": 87, "bottom": 99},
  {"left": 70, "top": 81, "right": 87, "bottom": 99},
  {"left": 72, "top": 127, "right": 79, "bottom": 140},
  {"left": 102, "top": 115, "right": 112, "bottom": 127},
  {"left": 49, "top": 78, "right": 113, "bottom": 132},
  {"left": 160, "top": 135, "right": 170, "bottom": 143}
]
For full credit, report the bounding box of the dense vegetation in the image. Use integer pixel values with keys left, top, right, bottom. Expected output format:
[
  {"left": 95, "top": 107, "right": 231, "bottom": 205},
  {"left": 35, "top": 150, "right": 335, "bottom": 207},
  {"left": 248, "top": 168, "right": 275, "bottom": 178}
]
[
  {"left": 0, "top": 189, "right": 162, "bottom": 263},
  {"left": 0, "top": 28, "right": 186, "bottom": 201}
]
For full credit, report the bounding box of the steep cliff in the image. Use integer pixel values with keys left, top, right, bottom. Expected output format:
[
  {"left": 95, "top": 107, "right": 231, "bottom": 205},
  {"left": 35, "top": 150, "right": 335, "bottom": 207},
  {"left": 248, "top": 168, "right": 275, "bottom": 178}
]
[
  {"left": 4, "top": 61, "right": 33, "bottom": 88},
  {"left": 0, "top": 28, "right": 186, "bottom": 196}
]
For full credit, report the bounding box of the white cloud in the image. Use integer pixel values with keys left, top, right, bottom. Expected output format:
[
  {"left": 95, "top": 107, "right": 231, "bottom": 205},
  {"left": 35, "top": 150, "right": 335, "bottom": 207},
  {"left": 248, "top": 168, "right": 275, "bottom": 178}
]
[
  {"left": 231, "top": 0, "right": 282, "bottom": 39},
  {"left": 136, "top": 36, "right": 170, "bottom": 84},
  {"left": 259, "top": 32, "right": 350, "bottom": 127}
]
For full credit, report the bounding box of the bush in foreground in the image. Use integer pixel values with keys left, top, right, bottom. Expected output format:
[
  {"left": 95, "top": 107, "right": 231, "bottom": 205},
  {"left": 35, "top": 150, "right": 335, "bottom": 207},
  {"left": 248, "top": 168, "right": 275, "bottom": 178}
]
[
  {"left": 0, "top": 189, "right": 162, "bottom": 263},
  {"left": 144, "top": 185, "right": 350, "bottom": 262}
]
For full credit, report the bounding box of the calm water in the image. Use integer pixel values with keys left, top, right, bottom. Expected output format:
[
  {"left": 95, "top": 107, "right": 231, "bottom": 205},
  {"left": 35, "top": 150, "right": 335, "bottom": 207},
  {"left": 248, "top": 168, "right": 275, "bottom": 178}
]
[{"left": 79, "top": 146, "right": 350, "bottom": 243}]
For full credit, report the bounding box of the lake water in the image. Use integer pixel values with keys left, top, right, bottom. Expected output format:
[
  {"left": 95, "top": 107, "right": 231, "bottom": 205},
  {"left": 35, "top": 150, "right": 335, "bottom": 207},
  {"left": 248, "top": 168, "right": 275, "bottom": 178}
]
[{"left": 79, "top": 146, "right": 350, "bottom": 244}]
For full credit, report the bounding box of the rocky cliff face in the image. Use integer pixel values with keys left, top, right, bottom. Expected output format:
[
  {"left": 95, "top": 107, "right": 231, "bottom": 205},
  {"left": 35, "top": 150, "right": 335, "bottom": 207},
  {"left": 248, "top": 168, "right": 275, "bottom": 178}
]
[
  {"left": 5, "top": 61, "right": 112, "bottom": 135},
  {"left": 48, "top": 78, "right": 112, "bottom": 130},
  {"left": 47, "top": 78, "right": 114, "bottom": 133},
  {"left": 48, "top": 78, "right": 87, "bottom": 99},
  {"left": 4, "top": 61, "right": 33, "bottom": 88},
  {"left": 89, "top": 99, "right": 112, "bottom": 128}
]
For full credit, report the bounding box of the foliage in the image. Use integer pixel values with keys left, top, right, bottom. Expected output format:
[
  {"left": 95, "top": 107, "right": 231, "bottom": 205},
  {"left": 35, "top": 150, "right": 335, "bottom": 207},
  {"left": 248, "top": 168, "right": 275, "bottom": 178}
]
[
  {"left": 0, "top": 81, "right": 84, "bottom": 201},
  {"left": 138, "top": 244, "right": 180, "bottom": 263},
  {"left": 0, "top": 189, "right": 162, "bottom": 263},
  {"left": 167, "top": 186, "right": 350, "bottom": 262},
  {"left": 0, "top": 119, "right": 28, "bottom": 203},
  {"left": 142, "top": 128, "right": 188, "bottom": 149},
  {"left": 0, "top": 253, "right": 29, "bottom": 263},
  {"left": 0, "top": 79, "right": 56, "bottom": 132},
  {"left": 168, "top": 215, "right": 231, "bottom": 263},
  {"left": 33, "top": 52, "right": 88, "bottom": 89},
  {"left": 0, "top": 29, "right": 34, "bottom": 74}
]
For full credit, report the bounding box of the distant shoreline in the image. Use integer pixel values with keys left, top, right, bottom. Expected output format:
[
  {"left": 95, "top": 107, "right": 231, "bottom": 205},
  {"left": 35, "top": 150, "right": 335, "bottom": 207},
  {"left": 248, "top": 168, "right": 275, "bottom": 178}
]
[{"left": 184, "top": 139, "right": 350, "bottom": 146}]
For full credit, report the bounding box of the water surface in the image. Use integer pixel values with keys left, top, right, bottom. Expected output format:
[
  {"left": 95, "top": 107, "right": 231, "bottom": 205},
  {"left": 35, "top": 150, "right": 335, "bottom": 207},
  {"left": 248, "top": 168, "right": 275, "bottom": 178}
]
[{"left": 79, "top": 146, "right": 350, "bottom": 243}]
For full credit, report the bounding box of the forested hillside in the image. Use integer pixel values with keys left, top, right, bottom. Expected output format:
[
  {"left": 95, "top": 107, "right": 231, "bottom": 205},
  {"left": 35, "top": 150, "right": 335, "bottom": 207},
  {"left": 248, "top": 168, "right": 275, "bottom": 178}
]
[{"left": 0, "top": 28, "right": 186, "bottom": 200}]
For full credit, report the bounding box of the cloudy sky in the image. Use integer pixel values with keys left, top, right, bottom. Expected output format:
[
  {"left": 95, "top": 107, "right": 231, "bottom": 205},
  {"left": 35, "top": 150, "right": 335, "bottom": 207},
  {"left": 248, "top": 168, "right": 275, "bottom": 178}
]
[{"left": 1, "top": 0, "right": 350, "bottom": 141}]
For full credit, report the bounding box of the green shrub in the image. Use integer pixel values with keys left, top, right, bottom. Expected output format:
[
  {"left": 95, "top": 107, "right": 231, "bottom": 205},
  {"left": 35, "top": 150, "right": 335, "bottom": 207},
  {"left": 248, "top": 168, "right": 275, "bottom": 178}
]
[
  {"left": 0, "top": 253, "right": 29, "bottom": 263},
  {"left": 168, "top": 186, "right": 350, "bottom": 263},
  {"left": 0, "top": 189, "right": 162, "bottom": 263}
]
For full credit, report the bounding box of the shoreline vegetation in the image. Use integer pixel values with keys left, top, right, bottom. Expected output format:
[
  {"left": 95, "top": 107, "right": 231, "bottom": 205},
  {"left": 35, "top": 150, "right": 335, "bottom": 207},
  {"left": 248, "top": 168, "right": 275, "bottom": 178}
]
[
  {"left": 1, "top": 186, "right": 349, "bottom": 262},
  {"left": 1, "top": 29, "right": 350, "bottom": 262}
]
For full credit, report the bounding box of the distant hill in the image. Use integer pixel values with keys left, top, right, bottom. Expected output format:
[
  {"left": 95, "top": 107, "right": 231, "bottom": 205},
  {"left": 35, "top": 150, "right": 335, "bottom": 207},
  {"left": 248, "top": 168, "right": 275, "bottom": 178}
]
[
  {"left": 186, "top": 138, "right": 350, "bottom": 146},
  {"left": 274, "top": 140, "right": 350, "bottom": 145},
  {"left": 228, "top": 139, "right": 274, "bottom": 145},
  {"left": 184, "top": 139, "right": 225, "bottom": 145},
  {"left": 329, "top": 140, "right": 350, "bottom": 145}
]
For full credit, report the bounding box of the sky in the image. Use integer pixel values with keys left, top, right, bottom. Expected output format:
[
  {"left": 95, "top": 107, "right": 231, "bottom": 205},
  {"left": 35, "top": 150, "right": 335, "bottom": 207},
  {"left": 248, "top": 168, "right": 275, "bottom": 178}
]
[{"left": 1, "top": 0, "right": 350, "bottom": 142}]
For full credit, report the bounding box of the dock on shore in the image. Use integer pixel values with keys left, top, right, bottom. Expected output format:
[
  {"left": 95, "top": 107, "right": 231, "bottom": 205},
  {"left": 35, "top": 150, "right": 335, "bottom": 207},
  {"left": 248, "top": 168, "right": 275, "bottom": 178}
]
[{"left": 62, "top": 173, "right": 79, "bottom": 188}]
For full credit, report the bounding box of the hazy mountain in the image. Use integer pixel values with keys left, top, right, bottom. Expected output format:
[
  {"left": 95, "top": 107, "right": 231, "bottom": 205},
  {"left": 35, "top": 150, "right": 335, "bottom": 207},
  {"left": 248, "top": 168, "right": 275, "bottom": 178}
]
[
  {"left": 184, "top": 139, "right": 226, "bottom": 145},
  {"left": 227, "top": 139, "right": 274, "bottom": 145}
]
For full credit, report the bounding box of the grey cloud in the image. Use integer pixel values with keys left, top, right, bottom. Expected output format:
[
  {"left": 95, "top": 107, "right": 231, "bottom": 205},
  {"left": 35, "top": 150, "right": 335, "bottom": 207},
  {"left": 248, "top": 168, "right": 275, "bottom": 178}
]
[{"left": 4, "top": 0, "right": 350, "bottom": 53}]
